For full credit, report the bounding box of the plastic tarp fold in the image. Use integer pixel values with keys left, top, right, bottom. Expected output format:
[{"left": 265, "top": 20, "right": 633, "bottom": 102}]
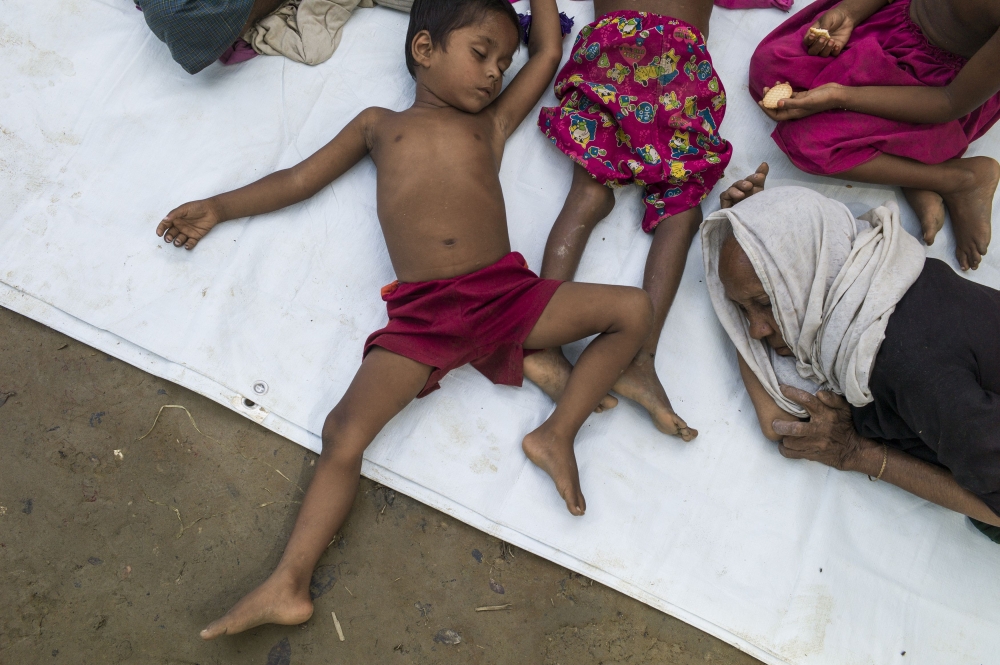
[{"left": 2, "top": 1, "right": 998, "bottom": 663}]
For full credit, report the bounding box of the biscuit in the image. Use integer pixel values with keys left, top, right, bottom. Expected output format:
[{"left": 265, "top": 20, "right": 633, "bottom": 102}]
[
  {"left": 808, "top": 26, "right": 831, "bottom": 40},
  {"left": 762, "top": 82, "right": 793, "bottom": 109}
]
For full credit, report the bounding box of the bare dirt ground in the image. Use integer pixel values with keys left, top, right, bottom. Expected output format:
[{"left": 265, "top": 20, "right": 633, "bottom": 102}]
[{"left": 0, "top": 306, "right": 762, "bottom": 664}]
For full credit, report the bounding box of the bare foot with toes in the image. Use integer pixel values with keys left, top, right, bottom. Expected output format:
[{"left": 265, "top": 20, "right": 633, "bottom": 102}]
[
  {"left": 942, "top": 156, "right": 999, "bottom": 271},
  {"left": 200, "top": 571, "right": 314, "bottom": 640},
  {"left": 720, "top": 162, "right": 769, "bottom": 209},
  {"left": 522, "top": 425, "right": 586, "bottom": 516},
  {"left": 902, "top": 187, "right": 946, "bottom": 245},
  {"left": 523, "top": 348, "right": 618, "bottom": 413},
  {"left": 612, "top": 353, "right": 697, "bottom": 441}
]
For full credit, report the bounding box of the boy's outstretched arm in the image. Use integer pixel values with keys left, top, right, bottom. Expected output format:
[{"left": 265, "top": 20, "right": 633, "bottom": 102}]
[
  {"left": 491, "top": 0, "right": 564, "bottom": 139},
  {"left": 157, "top": 108, "right": 381, "bottom": 249}
]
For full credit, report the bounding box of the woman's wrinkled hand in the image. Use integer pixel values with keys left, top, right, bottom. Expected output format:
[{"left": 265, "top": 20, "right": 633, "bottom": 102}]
[
  {"left": 156, "top": 199, "right": 223, "bottom": 250},
  {"left": 771, "top": 385, "right": 867, "bottom": 471},
  {"left": 758, "top": 83, "right": 845, "bottom": 122},
  {"left": 803, "top": 8, "right": 854, "bottom": 57}
]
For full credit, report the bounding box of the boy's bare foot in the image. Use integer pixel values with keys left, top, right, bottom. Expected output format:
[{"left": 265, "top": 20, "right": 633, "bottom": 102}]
[
  {"left": 942, "top": 156, "right": 999, "bottom": 271},
  {"left": 522, "top": 425, "right": 586, "bottom": 516},
  {"left": 523, "top": 348, "right": 618, "bottom": 413},
  {"left": 902, "top": 187, "right": 946, "bottom": 245},
  {"left": 200, "top": 570, "right": 314, "bottom": 640},
  {"left": 612, "top": 353, "right": 697, "bottom": 441}
]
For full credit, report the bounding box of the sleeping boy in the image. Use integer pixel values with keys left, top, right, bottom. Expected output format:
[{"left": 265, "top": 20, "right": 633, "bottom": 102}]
[
  {"left": 156, "top": 0, "right": 654, "bottom": 638},
  {"left": 525, "top": 0, "right": 733, "bottom": 442}
]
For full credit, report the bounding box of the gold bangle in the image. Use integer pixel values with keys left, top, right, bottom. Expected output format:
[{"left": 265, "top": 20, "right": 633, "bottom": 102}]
[{"left": 868, "top": 443, "right": 888, "bottom": 482}]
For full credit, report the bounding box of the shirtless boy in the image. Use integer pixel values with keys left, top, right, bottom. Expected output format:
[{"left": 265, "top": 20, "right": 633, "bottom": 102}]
[
  {"left": 524, "top": 0, "right": 734, "bottom": 442},
  {"left": 155, "top": 0, "right": 654, "bottom": 637},
  {"left": 751, "top": 0, "right": 1000, "bottom": 271}
]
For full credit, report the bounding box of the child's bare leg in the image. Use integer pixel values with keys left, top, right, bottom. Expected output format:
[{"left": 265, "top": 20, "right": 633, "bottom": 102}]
[
  {"left": 200, "top": 348, "right": 431, "bottom": 639},
  {"left": 835, "top": 154, "right": 1000, "bottom": 271},
  {"left": 610, "top": 206, "right": 702, "bottom": 442},
  {"left": 522, "top": 283, "right": 653, "bottom": 515},
  {"left": 524, "top": 163, "right": 618, "bottom": 411}
]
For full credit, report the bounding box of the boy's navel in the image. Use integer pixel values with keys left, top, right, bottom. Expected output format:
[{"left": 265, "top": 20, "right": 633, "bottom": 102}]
[
  {"left": 394, "top": 134, "right": 403, "bottom": 142},
  {"left": 443, "top": 238, "right": 457, "bottom": 247}
]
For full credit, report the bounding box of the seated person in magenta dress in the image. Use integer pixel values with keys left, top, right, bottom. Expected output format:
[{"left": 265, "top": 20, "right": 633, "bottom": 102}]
[{"left": 749, "top": 0, "right": 1000, "bottom": 272}]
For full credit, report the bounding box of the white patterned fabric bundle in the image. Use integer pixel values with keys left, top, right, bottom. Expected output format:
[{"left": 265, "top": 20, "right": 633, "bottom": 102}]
[{"left": 247, "top": 0, "right": 413, "bottom": 65}]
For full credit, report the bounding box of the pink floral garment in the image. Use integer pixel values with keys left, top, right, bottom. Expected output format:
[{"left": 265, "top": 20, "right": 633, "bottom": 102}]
[{"left": 539, "top": 11, "right": 733, "bottom": 232}]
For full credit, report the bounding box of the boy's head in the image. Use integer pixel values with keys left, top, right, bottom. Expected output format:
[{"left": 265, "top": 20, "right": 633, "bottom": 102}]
[{"left": 405, "top": 0, "right": 521, "bottom": 112}]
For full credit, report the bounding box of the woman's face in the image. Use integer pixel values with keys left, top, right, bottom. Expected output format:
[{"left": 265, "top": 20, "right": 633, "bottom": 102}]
[{"left": 718, "top": 235, "right": 793, "bottom": 356}]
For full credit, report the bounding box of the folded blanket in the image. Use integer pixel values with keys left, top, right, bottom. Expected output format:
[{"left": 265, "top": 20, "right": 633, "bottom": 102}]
[
  {"left": 246, "top": 0, "right": 413, "bottom": 66},
  {"left": 139, "top": 0, "right": 255, "bottom": 74}
]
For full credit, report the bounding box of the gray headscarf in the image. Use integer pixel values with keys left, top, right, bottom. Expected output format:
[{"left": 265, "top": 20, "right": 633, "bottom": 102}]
[{"left": 701, "top": 186, "right": 926, "bottom": 416}]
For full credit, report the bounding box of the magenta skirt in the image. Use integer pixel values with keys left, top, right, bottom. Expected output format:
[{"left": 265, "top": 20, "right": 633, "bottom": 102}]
[{"left": 749, "top": 0, "right": 1000, "bottom": 175}]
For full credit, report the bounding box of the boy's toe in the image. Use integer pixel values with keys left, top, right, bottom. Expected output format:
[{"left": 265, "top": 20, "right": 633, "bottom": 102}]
[
  {"left": 957, "top": 249, "right": 970, "bottom": 271},
  {"left": 565, "top": 491, "right": 586, "bottom": 516}
]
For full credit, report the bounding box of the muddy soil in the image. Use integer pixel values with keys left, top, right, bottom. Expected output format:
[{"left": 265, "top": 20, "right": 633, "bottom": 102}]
[{"left": 0, "top": 306, "right": 761, "bottom": 664}]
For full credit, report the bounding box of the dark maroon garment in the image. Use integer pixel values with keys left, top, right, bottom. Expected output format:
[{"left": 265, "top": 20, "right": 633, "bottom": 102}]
[
  {"left": 852, "top": 259, "right": 1000, "bottom": 517},
  {"left": 364, "top": 252, "right": 562, "bottom": 398}
]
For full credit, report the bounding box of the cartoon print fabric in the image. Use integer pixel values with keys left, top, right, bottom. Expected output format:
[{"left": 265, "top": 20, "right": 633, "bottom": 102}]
[{"left": 539, "top": 11, "right": 733, "bottom": 232}]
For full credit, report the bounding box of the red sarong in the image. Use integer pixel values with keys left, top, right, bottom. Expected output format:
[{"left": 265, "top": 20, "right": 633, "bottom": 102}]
[
  {"left": 364, "top": 253, "right": 562, "bottom": 398},
  {"left": 749, "top": 0, "right": 1000, "bottom": 175}
]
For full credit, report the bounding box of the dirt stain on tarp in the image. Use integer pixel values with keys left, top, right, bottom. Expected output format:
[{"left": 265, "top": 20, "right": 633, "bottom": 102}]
[{"left": 0, "top": 23, "right": 75, "bottom": 78}]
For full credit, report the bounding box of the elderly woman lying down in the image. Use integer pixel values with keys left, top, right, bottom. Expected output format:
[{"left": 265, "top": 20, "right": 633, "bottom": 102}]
[{"left": 704, "top": 165, "right": 1000, "bottom": 542}]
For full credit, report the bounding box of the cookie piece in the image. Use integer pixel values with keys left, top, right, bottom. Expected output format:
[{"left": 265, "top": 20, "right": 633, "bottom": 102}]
[
  {"left": 808, "top": 26, "right": 831, "bottom": 40},
  {"left": 762, "top": 83, "right": 793, "bottom": 109}
]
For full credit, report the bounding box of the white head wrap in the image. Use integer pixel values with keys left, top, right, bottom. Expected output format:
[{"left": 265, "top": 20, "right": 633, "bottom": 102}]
[{"left": 702, "top": 186, "right": 926, "bottom": 416}]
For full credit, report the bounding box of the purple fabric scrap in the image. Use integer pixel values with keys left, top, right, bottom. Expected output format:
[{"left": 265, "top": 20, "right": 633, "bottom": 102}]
[
  {"left": 517, "top": 12, "right": 574, "bottom": 45},
  {"left": 714, "top": 0, "right": 793, "bottom": 12},
  {"left": 219, "top": 38, "right": 257, "bottom": 65}
]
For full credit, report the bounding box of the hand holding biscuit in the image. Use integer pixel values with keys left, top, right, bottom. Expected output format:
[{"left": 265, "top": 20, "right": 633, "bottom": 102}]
[
  {"left": 758, "top": 83, "right": 846, "bottom": 122},
  {"left": 803, "top": 7, "right": 854, "bottom": 57}
]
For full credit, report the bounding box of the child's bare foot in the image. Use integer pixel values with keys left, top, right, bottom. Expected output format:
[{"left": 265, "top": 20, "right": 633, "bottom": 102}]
[
  {"left": 522, "top": 424, "right": 586, "bottom": 516},
  {"left": 902, "top": 187, "right": 946, "bottom": 245},
  {"left": 612, "top": 353, "right": 697, "bottom": 441},
  {"left": 523, "top": 348, "right": 618, "bottom": 413},
  {"left": 720, "top": 162, "right": 769, "bottom": 209},
  {"left": 200, "top": 569, "right": 314, "bottom": 640},
  {"left": 942, "top": 156, "right": 999, "bottom": 271}
]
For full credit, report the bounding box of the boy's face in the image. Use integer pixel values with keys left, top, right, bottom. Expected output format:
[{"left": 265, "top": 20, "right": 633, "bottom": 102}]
[{"left": 413, "top": 13, "right": 519, "bottom": 113}]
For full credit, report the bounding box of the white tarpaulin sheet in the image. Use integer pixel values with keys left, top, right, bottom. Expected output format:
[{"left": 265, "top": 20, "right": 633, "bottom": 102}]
[{"left": 3, "top": 1, "right": 999, "bottom": 662}]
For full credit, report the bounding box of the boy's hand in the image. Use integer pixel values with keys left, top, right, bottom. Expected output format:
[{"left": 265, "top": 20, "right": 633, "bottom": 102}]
[
  {"left": 156, "top": 199, "right": 223, "bottom": 250},
  {"left": 803, "top": 8, "right": 854, "bottom": 57},
  {"left": 758, "top": 83, "right": 845, "bottom": 121},
  {"left": 720, "top": 163, "right": 768, "bottom": 209}
]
